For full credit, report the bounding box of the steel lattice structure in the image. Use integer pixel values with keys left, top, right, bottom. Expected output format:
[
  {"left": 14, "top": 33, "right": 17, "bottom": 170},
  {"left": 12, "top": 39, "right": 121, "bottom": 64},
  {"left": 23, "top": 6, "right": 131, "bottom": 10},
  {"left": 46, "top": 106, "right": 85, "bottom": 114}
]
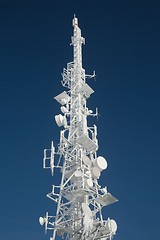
[{"left": 39, "top": 16, "right": 118, "bottom": 240}]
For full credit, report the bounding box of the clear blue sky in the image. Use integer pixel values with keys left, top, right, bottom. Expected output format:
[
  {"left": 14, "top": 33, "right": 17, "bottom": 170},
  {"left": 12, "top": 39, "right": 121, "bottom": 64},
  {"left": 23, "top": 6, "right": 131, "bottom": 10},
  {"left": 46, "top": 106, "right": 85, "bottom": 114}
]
[{"left": 0, "top": 0, "right": 160, "bottom": 239}]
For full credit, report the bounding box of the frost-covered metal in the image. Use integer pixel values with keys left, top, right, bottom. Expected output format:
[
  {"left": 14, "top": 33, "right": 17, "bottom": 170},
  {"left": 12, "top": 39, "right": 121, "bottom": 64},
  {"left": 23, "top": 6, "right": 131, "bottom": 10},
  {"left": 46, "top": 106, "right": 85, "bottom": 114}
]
[{"left": 39, "top": 16, "right": 118, "bottom": 240}]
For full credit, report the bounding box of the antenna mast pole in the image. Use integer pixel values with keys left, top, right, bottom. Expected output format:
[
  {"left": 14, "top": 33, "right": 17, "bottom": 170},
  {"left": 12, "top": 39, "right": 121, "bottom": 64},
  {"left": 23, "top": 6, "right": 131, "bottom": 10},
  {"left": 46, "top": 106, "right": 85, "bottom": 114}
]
[{"left": 39, "top": 16, "right": 118, "bottom": 240}]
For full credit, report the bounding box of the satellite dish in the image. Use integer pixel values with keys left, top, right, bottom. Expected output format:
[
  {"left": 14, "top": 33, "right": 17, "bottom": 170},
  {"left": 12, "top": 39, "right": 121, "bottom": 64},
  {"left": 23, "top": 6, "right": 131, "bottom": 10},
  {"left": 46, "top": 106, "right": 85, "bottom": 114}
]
[
  {"left": 55, "top": 114, "right": 66, "bottom": 127},
  {"left": 86, "top": 178, "right": 93, "bottom": 188},
  {"left": 39, "top": 217, "right": 45, "bottom": 226},
  {"left": 82, "top": 203, "right": 92, "bottom": 217},
  {"left": 91, "top": 167, "right": 101, "bottom": 179},
  {"left": 82, "top": 156, "right": 91, "bottom": 167},
  {"left": 108, "top": 219, "right": 117, "bottom": 233},
  {"left": 94, "top": 156, "right": 107, "bottom": 171}
]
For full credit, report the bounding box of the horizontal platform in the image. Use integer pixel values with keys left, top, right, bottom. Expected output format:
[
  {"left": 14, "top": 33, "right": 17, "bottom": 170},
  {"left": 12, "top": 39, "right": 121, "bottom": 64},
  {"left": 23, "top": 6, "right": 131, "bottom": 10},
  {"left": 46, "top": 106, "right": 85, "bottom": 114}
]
[
  {"left": 96, "top": 192, "right": 118, "bottom": 206},
  {"left": 76, "top": 134, "right": 98, "bottom": 152}
]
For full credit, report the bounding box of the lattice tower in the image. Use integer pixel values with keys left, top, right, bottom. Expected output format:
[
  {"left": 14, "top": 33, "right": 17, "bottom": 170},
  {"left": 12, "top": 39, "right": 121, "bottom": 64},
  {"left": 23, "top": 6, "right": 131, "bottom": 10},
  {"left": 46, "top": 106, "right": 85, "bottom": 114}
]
[{"left": 39, "top": 16, "right": 118, "bottom": 240}]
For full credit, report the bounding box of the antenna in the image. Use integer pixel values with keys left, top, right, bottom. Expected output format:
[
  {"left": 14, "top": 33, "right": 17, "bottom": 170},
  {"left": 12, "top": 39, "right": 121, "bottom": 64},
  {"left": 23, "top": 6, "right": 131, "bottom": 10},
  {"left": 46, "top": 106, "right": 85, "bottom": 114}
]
[{"left": 39, "top": 16, "right": 118, "bottom": 240}]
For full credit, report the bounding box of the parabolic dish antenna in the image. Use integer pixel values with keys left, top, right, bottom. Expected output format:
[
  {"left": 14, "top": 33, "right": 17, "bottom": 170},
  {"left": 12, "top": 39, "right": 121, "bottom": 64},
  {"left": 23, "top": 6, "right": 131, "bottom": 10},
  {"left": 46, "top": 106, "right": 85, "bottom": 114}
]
[
  {"left": 92, "top": 167, "right": 101, "bottom": 179},
  {"left": 60, "top": 106, "right": 68, "bottom": 113},
  {"left": 95, "top": 156, "right": 108, "bottom": 171},
  {"left": 86, "top": 178, "right": 93, "bottom": 188},
  {"left": 39, "top": 217, "right": 45, "bottom": 226},
  {"left": 108, "top": 219, "right": 117, "bottom": 233},
  {"left": 82, "top": 203, "right": 92, "bottom": 217},
  {"left": 55, "top": 114, "right": 66, "bottom": 127},
  {"left": 82, "top": 156, "right": 91, "bottom": 167}
]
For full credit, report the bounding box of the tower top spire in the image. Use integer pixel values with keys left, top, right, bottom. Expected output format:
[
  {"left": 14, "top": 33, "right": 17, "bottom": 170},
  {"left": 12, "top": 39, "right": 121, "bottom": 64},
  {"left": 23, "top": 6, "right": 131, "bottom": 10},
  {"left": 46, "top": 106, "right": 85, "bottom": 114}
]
[{"left": 72, "top": 14, "right": 78, "bottom": 27}]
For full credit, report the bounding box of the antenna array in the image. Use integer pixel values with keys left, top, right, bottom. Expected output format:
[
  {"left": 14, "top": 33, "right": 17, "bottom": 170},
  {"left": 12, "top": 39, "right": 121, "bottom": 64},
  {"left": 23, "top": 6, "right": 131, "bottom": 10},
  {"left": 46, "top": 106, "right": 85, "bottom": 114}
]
[{"left": 39, "top": 16, "right": 118, "bottom": 240}]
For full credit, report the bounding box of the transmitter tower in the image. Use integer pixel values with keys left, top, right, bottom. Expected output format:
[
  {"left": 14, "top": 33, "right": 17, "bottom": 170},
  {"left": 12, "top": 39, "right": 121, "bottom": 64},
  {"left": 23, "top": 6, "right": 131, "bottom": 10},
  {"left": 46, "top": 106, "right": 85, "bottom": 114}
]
[{"left": 39, "top": 16, "right": 118, "bottom": 240}]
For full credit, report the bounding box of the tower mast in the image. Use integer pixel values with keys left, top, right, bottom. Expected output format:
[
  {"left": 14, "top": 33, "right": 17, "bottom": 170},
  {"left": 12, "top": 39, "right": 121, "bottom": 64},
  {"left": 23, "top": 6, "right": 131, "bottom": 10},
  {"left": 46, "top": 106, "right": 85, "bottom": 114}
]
[{"left": 39, "top": 16, "right": 118, "bottom": 240}]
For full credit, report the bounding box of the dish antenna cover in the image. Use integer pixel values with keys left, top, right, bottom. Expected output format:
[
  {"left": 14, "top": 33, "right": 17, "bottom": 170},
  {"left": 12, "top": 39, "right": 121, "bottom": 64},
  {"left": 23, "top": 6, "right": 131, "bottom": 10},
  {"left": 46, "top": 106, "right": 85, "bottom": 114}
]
[
  {"left": 108, "top": 219, "right": 117, "bottom": 234},
  {"left": 39, "top": 217, "right": 45, "bottom": 226},
  {"left": 91, "top": 167, "right": 101, "bottom": 179},
  {"left": 86, "top": 178, "right": 93, "bottom": 188},
  {"left": 55, "top": 114, "right": 66, "bottom": 127},
  {"left": 82, "top": 156, "right": 91, "bottom": 167},
  {"left": 60, "top": 106, "right": 68, "bottom": 113},
  {"left": 95, "top": 156, "right": 108, "bottom": 171}
]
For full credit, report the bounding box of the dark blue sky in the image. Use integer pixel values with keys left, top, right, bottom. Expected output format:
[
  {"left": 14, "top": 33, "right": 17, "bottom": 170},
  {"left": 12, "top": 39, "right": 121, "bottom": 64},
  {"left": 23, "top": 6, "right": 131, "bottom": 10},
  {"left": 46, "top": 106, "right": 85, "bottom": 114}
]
[{"left": 0, "top": 0, "right": 160, "bottom": 239}]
